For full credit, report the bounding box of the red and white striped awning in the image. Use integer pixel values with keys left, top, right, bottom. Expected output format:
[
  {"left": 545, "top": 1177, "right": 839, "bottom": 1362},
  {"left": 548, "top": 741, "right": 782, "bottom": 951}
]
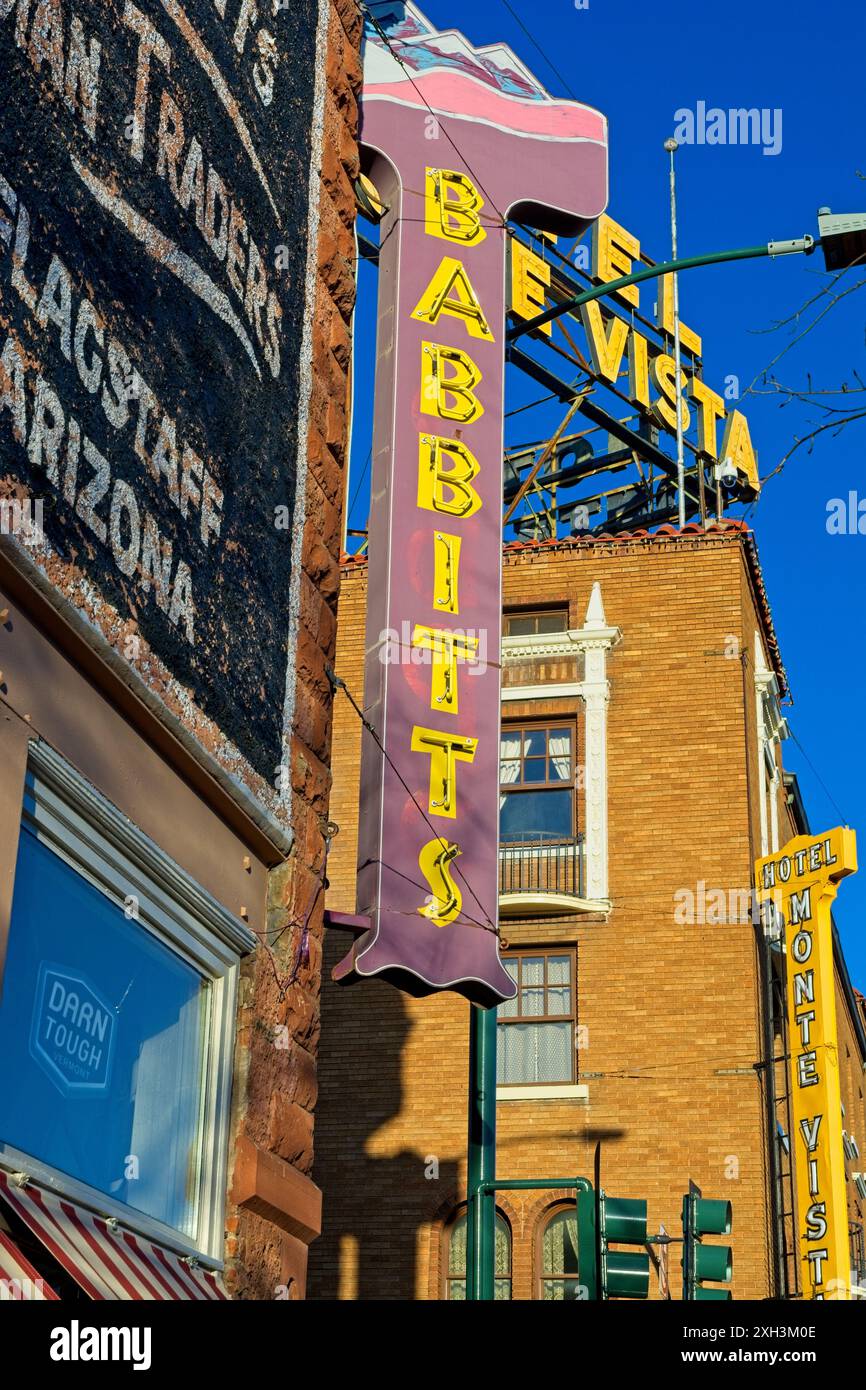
[
  {"left": 0, "top": 1227, "right": 59, "bottom": 1299},
  {"left": 0, "top": 1170, "right": 227, "bottom": 1300}
]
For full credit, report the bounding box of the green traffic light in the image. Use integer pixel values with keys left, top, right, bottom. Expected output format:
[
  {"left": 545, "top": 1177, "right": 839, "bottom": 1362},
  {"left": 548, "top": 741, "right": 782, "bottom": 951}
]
[
  {"left": 692, "top": 1198, "right": 732, "bottom": 1237},
  {"left": 604, "top": 1249, "right": 650, "bottom": 1299},
  {"left": 694, "top": 1243, "right": 732, "bottom": 1283},
  {"left": 599, "top": 1194, "right": 649, "bottom": 1299},
  {"left": 682, "top": 1193, "right": 734, "bottom": 1300},
  {"left": 600, "top": 1196, "right": 647, "bottom": 1244}
]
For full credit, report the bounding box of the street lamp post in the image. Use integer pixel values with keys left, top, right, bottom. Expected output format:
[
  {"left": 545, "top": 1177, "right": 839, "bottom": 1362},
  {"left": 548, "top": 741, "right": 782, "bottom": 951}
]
[
  {"left": 506, "top": 204, "right": 866, "bottom": 527},
  {"left": 505, "top": 233, "right": 817, "bottom": 532},
  {"left": 506, "top": 236, "right": 818, "bottom": 345}
]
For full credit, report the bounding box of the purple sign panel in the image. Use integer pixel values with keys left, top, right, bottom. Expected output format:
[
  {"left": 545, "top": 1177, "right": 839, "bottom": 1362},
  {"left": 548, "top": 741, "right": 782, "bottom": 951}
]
[{"left": 336, "top": 3, "right": 608, "bottom": 1006}]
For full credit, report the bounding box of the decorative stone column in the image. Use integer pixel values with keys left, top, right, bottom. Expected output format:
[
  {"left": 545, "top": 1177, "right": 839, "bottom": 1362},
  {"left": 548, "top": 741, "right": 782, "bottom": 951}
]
[
  {"left": 753, "top": 632, "right": 789, "bottom": 859},
  {"left": 573, "top": 582, "right": 621, "bottom": 905}
]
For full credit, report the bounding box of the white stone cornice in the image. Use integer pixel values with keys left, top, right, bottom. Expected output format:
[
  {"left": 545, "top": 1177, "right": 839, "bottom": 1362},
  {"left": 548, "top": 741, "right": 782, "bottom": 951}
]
[
  {"left": 502, "top": 629, "right": 586, "bottom": 662},
  {"left": 572, "top": 628, "right": 621, "bottom": 653},
  {"left": 502, "top": 682, "right": 585, "bottom": 702},
  {"left": 502, "top": 585, "right": 622, "bottom": 664}
]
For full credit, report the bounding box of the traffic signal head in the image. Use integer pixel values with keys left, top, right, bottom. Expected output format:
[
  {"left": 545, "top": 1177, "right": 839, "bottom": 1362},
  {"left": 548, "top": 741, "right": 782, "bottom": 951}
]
[
  {"left": 604, "top": 1248, "right": 651, "bottom": 1299},
  {"left": 601, "top": 1196, "right": 647, "bottom": 1243},
  {"left": 694, "top": 1243, "right": 733, "bottom": 1284},
  {"left": 692, "top": 1198, "right": 732, "bottom": 1237},
  {"left": 682, "top": 1195, "right": 733, "bottom": 1300},
  {"left": 599, "top": 1195, "right": 650, "bottom": 1300}
]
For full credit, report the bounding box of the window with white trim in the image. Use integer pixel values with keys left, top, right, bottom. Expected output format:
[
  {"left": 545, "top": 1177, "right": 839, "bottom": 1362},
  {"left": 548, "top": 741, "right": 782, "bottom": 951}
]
[
  {"left": 498, "top": 950, "right": 576, "bottom": 1085},
  {"left": 499, "top": 722, "right": 576, "bottom": 843},
  {"left": 0, "top": 742, "right": 254, "bottom": 1260}
]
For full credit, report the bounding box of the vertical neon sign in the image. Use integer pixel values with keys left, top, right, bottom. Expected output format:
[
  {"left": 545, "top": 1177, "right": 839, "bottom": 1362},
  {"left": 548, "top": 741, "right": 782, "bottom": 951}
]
[
  {"left": 755, "top": 828, "right": 858, "bottom": 1298},
  {"left": 336, "top": 3, "right": 608, "bottom": 1005}
]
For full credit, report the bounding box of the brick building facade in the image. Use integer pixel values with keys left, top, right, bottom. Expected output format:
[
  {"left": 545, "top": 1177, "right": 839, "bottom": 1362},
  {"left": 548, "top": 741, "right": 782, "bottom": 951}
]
[
  {"left": 311, "top": 525, "right": 866, "bottom": 1300},
  {"left": 0, "top": 0, "right": 361, "bottom": 1301}
]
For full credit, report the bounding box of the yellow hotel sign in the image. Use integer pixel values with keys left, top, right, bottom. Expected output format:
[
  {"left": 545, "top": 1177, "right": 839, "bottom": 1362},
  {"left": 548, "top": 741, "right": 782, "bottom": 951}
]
[{"left": 755, "top": 827, "right": 857, "bottom": 1299}]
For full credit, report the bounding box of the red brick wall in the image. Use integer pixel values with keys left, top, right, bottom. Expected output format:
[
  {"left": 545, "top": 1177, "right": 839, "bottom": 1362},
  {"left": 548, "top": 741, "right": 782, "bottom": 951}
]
[{"left": 226, "top": 0, "right": 362, "bottom": 1301}]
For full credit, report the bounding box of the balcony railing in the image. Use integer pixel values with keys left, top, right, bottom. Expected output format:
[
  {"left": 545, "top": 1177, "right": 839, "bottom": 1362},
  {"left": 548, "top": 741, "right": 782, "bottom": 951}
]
[{"left": 498, "top": 832, "right": 585, "bottom": 899}]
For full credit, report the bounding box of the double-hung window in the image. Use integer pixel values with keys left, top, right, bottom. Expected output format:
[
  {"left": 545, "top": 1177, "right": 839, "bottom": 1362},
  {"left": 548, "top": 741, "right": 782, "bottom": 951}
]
[
  {"left": 0, "top": 742, "right": 253, "bottom": 1261},
  {"left": 498, "top": 950, "right": 576, "bottom": 1085},
  {"left": 499, "top": 723, "right": 575, "bottom": 845}
]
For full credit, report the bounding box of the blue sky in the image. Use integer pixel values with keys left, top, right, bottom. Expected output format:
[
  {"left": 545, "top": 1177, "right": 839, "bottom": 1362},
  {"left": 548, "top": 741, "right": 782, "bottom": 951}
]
[{"left": 347, "top": 0, "right": 866, "bottom": 986}]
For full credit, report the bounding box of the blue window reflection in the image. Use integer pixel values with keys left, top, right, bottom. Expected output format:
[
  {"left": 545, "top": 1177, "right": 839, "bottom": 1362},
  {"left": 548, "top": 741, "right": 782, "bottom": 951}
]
[
  {"left": 0, "top": 828, "right": 207, "bottom": 1238},
  {"left": 500, "top": 789, "right": 572, "bottom": 841}
]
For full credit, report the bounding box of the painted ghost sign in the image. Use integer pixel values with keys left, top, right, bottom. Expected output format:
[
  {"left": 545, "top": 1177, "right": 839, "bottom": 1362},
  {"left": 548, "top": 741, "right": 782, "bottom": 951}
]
[
  {"left": 335, "top": 3, "right": 608, "bottom": 1006},
  {"left": 0, "top": 0, "right": 319, "bottom": 781}
]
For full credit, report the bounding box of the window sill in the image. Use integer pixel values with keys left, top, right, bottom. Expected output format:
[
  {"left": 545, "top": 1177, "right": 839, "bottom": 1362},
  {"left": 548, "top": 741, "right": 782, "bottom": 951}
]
[
  {"left": 499, "top": 892, "right": 610, "bottom": 917},
  {"left": 496, "top": 1084, "right": 589, "bottom": 1103},
  {"left": 0, "top": 1147, "right": 220, "bottom": 1267}
]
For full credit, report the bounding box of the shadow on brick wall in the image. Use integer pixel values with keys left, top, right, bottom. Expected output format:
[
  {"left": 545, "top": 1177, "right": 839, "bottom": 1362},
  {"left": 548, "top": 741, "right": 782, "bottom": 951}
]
[{"left": 308, "top": 928, "right": 459, "bottom": 1299}]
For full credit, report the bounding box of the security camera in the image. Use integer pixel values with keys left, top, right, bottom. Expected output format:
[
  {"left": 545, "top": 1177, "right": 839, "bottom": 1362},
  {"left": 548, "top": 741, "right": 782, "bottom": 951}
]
[{"left": 715, "top": 457, "right": 739, "bottom": 490}]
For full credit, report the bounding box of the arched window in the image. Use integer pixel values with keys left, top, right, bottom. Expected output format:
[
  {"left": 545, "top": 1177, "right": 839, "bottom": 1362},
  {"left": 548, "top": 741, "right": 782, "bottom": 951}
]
[
  {"left": 540, "top": 1207, "right": 581, "bottom": 1300},
  {"left": 445, "top": 1210, "right": 512, "bottom": 1300}
]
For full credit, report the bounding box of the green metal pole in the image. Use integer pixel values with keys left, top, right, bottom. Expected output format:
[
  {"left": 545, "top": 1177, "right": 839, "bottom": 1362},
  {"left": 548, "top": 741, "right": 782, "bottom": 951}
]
[
  {"left": 480, "top": 1178, "right": 592, "bottom": 1192},
  {"left": 466, "top": 1007, "right": 479, "bottom": 1302},
  {"left": 506, "top": 238, "right": 817, "bottom": 343},
  {"left": 466, "top": 1003, "right": 498, "bottom": 1300}
]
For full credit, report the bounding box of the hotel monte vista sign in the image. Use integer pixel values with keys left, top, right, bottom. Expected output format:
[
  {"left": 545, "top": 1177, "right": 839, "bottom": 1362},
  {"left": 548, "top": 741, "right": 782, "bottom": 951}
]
[{"left": 755, "top": 827, "right": 858, "bottom": 1300}]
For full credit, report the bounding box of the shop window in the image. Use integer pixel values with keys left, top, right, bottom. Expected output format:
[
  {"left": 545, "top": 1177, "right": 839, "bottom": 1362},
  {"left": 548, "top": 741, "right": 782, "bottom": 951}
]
[
  {"left": 498, "top": 951, "right": 576, "bottom": 1085},
  {"left": 500, "top": 723, "right": 575, "bottom": 844},
  {"left": 540, "top": 1207, "right": 581, "bottom": 1300},
  {"left": 445, "top": 1209, "right": 511, "bottom": 1300},
  {"left": 0, "top": 743, "right": 252, "bottom": 1260},
  {"left": 503, "top": 608, "right": 568, "bottom": 637}
]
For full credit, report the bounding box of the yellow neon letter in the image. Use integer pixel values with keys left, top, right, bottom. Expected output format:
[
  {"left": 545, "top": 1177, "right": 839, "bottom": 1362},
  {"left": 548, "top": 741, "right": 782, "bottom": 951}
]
[
  {"left": 418, "top": 836, "right": 463, "bottom": 928},
  {"left": 412, "top": 625, "right": 480, "bottom": 715},
  {"left": 657, "top": 273, "right": 702, "bottom": 358},
  {"left": 688, "top": 377, "right": 726, "bottom": 458},
  {"left": 425, "top": 168, "right": 486, "bottom": 245},
  {"left": 592, "top": 214, "right": 641, "bottom": 308},
  {"left": 510, "top": 239, "right": 551, "bottom": 337},
  {"left": 719, "top": 410, "right": 760, "bottom": 493},
  {"left": 628, "top": 330, "right": 650, "bottom": 407},
  {"left": 411, "top": 725, "right": 478, "bottom": 818},
  {"left": 433, "top": 530, "right": 461, "bottom": 615},
  {"left": 418, "top": 434, "right": 482, "bottom": 518},
  {"left": 420, "top": 341, "right": 484, "bottom": 423},
  {"left": 650, "top": 353, "right": 690, "bottom": 433},
  {"left": 580, "top": 301, "right": 629, "bottom": 383},
  {"left": 412, "top": 257, "right": 494, "bottom": 341}
]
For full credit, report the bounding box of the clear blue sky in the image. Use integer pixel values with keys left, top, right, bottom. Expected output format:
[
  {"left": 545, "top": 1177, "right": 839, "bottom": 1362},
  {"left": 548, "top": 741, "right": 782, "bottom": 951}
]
[{"left": 347, "top": 0, "right": 866, "bottom": 987}]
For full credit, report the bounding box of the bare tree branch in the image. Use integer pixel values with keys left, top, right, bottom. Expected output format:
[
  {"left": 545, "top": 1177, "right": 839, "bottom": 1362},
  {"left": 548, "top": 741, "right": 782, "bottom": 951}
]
[
  {"left": 749, "top": 376, "right": 865, "bottom": 410},
  {"left": 748, "top": 264, "right": 863, "bottom": 336},
  {"left": 761, "top": 409, "right": 866, "bottom": 484},
  {"left": 742, "top": 273, "right": 866, "bottom": 397},
  {"left": 739, "top": 200, "right": 865, "bottom": 500}
]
